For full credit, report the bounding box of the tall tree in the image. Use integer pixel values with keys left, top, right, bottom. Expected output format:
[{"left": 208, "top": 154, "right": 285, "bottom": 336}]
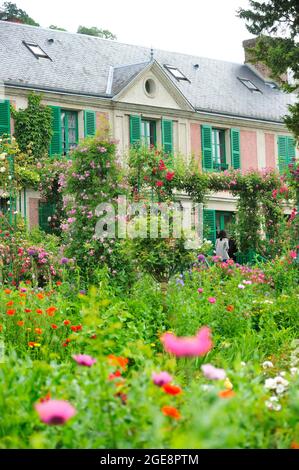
[
  {"left": 77, "top": 25, "right": 116, "bottom": 40},
  {"left": 238, "top": 0, "right": 299, "bottom": 142},
  {"left": 0, "top": 1, "right": 39, "bottom": 25}
]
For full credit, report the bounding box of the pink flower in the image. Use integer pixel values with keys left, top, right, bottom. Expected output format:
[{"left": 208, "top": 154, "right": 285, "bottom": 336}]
[
  {"left": 238, "top": 284, "right": 245, "bottom": 289},
  {"left": 290, "top": 250, "right": 297, "bottom": 259},
  {"left": 197, "top": 288, "right": 204, "bottom": 294},
  {"left": 152, "top": 371, "right": 173, "bottom": 387},
  {"left": 35, "top": 400, "right": 76, "bottom": 425},
  {"left": 72, "top": 354, "right": 97, "bottom": 367},
  {"left": 243, "top": 280, "right": 252, "bottom": 285},
  {"left": 201, "top": 364, "right": 226, "bottom": 380},
  {"left": 156, "top": 180, "right": 164, "bottom": 187},
  {"left": 161, "top": 327, "right": 213, "bottom": 357},
  {"left": 208, "top": 297, "right": 216, "bottom": 304}
]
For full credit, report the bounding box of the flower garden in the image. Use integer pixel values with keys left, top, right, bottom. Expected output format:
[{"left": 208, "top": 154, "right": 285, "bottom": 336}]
[{"left": 1, "top": 104, "right": 299, "bottom": 449}]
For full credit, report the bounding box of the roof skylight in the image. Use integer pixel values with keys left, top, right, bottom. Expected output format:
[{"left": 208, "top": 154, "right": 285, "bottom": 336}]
[
  {"left": 23, "top": 41, "right": 51, "bottom": 60},
  {"left": 238, "top": 77, "right": 261, "bottom": 93},
  {"left": 164, "top": 65, "right": 190, "bottom": 82}
]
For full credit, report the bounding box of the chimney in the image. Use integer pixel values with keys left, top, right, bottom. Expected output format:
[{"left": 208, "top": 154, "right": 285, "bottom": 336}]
[{"left": 242, "top": 38, "right": 288, "bottom": 83}]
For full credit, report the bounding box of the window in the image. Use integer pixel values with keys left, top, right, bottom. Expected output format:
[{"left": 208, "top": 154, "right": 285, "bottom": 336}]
[
  {"left": 164, "top": 65, "right": 190, "bottom": 82},
  {"left": 0, "top": 197, "right": 8, "bottom": 215},
  {"left": 141, "top": 120, "right": 156, "bottom": 147},
  {"left": 61, "top": 111, "right": 78, "bottom": 155},
  {"left": 238, "top": 77, "right": 261, "bottom": 93},
  {"left": 216, "top": 211, "right": 235, "bottom": 238},
  {"left": 23, "top": 41, "right": 51, "bottom": 60},
  {"left": 265, "top": 81, "right": 278, "bottom": 89},
  {"left": 212, "top": 129, "right": 227, "bottom": 171}
]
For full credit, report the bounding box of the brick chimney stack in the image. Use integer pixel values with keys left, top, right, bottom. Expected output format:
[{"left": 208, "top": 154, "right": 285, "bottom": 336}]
[{"left": 243, "top": 38, "right": 288, "bottom": 83}]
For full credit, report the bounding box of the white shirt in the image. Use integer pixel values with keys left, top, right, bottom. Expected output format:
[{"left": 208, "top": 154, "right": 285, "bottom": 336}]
[{"left": 215, "top": 238, "right": 230, "bottom": 260}]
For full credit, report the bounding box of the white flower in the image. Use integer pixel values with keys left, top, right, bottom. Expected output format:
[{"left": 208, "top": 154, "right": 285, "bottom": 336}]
[
  {"left": 264, "top": 378, "right": 276, "bottom": 390},
  {"left": 0, "top": 166, "right": 6, "bottom": 173},
  {"left": 290, "top": 367, "right": 298, "bottom": 376},
  {"left": 262, "top": 361, "right": 274, "bottom": 369},
  {"left": 240, "top": 361, "right": 246, "bottom": 367},
  {"left": 276, "top": 384, "right": 286, "bottom": 395},
  {"left": 0, "top": 152, "right": 6, "bottom": 160},
  {"left": 265, "top": 397, "right": 282, "bottom": 411},
  {"left": 238, "top": 284, "right": 245, "bottom": 289}
]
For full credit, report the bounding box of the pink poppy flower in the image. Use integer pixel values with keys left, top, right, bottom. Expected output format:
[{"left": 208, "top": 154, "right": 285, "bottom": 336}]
[
  {"left": 201, "top": 363, "right": 226, "bottom": 380},
  {"left": 208, "top": 297, "right": 216, "bottom": 304},
  {"left": 72, "top": 354, "right": 97, "bottom": 367},
  {"left": 161, "top": 327, "right": 212, "bottom": 357},
  {"left": 152, "top": 371, "right": 173, "bottom": 387},
  {"left": 35, "top": 400, "right": 76, "bottom": 425},
  {"left": 290, "top": 250, "right": 297, "bottom": 259},
  {"left": 197, "top": 288, "right": 204, "bottom": 294}
]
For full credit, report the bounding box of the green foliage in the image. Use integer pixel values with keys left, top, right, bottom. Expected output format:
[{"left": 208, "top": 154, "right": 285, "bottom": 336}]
[
  {"left": 11, "top": 93, "right": 53, "bottom": 161},
  {"left": 77, "top": 25, "right": 116, "bottom": 40},
  {"left": 0, "top": 1, "right": 39, "bottom": 26},
  {"left": 48, "top": 25, "right": 66, "bottom": 31},
  {"left": 238, "top": 1, "right": 299, "bottom": 141}
]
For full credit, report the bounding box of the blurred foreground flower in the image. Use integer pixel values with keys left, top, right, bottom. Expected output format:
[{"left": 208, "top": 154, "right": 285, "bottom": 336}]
[
  {"left": 161, "top": 327, "right": 212, "bottom": 357},
  {"left": 35, "top": 400, "right": 76, "bottom": 425},
  {"left": 73, "top": 354, "right": 97, "bottom": 367}
]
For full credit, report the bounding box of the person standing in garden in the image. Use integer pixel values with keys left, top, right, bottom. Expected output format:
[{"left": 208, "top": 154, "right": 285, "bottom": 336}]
[{"left": 215, "top": 230, "right": 230, "bottom": 261}]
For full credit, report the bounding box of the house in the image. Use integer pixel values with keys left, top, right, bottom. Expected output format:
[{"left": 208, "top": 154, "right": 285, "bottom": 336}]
[{"left": 0, "top": 20, "right": 298, "bottom": 242}]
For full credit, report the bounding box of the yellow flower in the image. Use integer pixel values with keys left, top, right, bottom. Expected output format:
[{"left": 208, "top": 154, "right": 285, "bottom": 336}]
[{"left": 224, "top": 378, "right": 233, "bottom": 390}]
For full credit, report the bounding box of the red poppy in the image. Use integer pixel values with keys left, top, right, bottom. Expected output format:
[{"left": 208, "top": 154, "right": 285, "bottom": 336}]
[
  {"left": 6, "top": 309, "right": 16, "bottom": 316},
  {"left": 17, "top": 321, "right": 24, "bottom": 327},
  {"left": 63, "top": 320, "right": 71, "bottom": 326},
  {"left": 161, "top": 406, "right": 181, "bottom": 419},
  {"left": 25, "top": 308, "right": 32, "bottom": 313},
  {"left": 162, "top": 384, "right": 182, "bottom": 396},
  {"left": 108, "top": 355, "right": 128, "bottom": 370},
  {"left": 56, "top": 281, "right": 62, "bottom": 286},
  {"left": 4, "top": 289, "right": 11, "bottom": 294},
  {"left": 6, "top": 300, "right": 14, "bottom": 306},
  {"left": 218, "top": 389, "right": 236, "bottom": 399},
  {"left": 36, "top": 293, "right": 44, "bottom": 300},
  {"left": 35, "top": 328, "right": 42, "bottom": 335},
  {"left": 109, "top": 370, "right": 122, "bottom": 381},
  {"left": 51, "top": 324, "right": 58, "bottom": 329},
  {"left": 36, "top": 309, "right": 43, "bottom": 315},
  {"left": 226, "top": 305, "right": 235, "bottom": 312},
  {"left": 71, "top": 326, "right": 77, "bottom": 332},
  {"left": 46, "top": 306, "right": 57, "bottom": 316}
]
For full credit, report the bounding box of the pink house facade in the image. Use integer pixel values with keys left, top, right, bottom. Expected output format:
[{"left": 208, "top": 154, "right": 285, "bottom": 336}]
[{"left": 0, "top": 21, "right": 298, "bottom": 241}]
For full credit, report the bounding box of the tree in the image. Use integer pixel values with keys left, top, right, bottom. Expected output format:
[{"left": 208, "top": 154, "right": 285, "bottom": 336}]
[
  {"left": 77, "top": 25, "right": 116, "bottom": 40},
  {"left": 238, "top": 0, "right": 299, "bottom": 142},
  {"left": 49, "top": 25, "right": 67, "bottom": 31},
  {"left": 0, "top": 1, "right": 39, "bottom": 26}
]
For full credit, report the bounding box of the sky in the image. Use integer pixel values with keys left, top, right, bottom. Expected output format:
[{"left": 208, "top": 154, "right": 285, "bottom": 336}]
[{"left": 4, "top": 0, "right": 254, "bottom": 63}]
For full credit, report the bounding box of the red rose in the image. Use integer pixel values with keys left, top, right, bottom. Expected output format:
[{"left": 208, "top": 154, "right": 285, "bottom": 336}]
[
  {"left": 156, "top": 181, "right": 163, "bottom": 187},
  {"left": 166, "top": 171, "right": 175, "bottom": 181}
]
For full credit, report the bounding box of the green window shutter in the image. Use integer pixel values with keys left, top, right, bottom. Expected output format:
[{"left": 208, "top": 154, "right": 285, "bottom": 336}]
[
  {"left": 0, "top": 99, "right": 11, "bottom": 137},
  {"left": 49, "top": 106, "right": 62, "bottom": 157},
  {"left": 201, "top": 125, "right": 213, "bottom": 171},
  {"left": 203, "top": 209, "right": 216, "bottom": 244},
  {"left": 38, "top": 202, "right": 56, "bottom": 234},
  {"left": 130, "top": 115, "right": 141, "bottom": 145},
  {"left": 230, "top": 128, "right": 241, "bottom": 169},
  {"left": 161, "top": 119, "right": 173, "bottom": 153},
  {"left": 287, "top": 137, "right": 295, "bottom": 165},
  {"left": 84, "top": 110, "right": 96, "bottom": 137},
  {"left": 277, "top": 136, "right": 287, "bottom": 173}
]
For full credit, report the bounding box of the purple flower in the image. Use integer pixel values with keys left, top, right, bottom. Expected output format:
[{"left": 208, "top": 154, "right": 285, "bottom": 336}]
[
  {"left": 198, "top": 254, "right": 206, "bottom": 263},
  {"left": 152, "top": 371, "right": 173, "bottom": 387},
  {"left": 60, "top": 257, "right": 69, "bottom": 265}
]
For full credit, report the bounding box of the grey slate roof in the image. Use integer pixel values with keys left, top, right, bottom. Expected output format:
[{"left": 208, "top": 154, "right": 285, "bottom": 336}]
[{"left": 0, "top": 21, "right": 296, "bottom": 122}]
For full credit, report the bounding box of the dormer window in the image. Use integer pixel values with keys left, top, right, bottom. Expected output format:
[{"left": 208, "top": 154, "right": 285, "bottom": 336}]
[
  {"left": 164, "top": 65, "right": 190, "bottom": 82},
  {"left": 238, "top": 77, "right": 262, "bottom": 93},
  {"left": 23, "top": 41, "right": 51, "bottom": 60}
]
